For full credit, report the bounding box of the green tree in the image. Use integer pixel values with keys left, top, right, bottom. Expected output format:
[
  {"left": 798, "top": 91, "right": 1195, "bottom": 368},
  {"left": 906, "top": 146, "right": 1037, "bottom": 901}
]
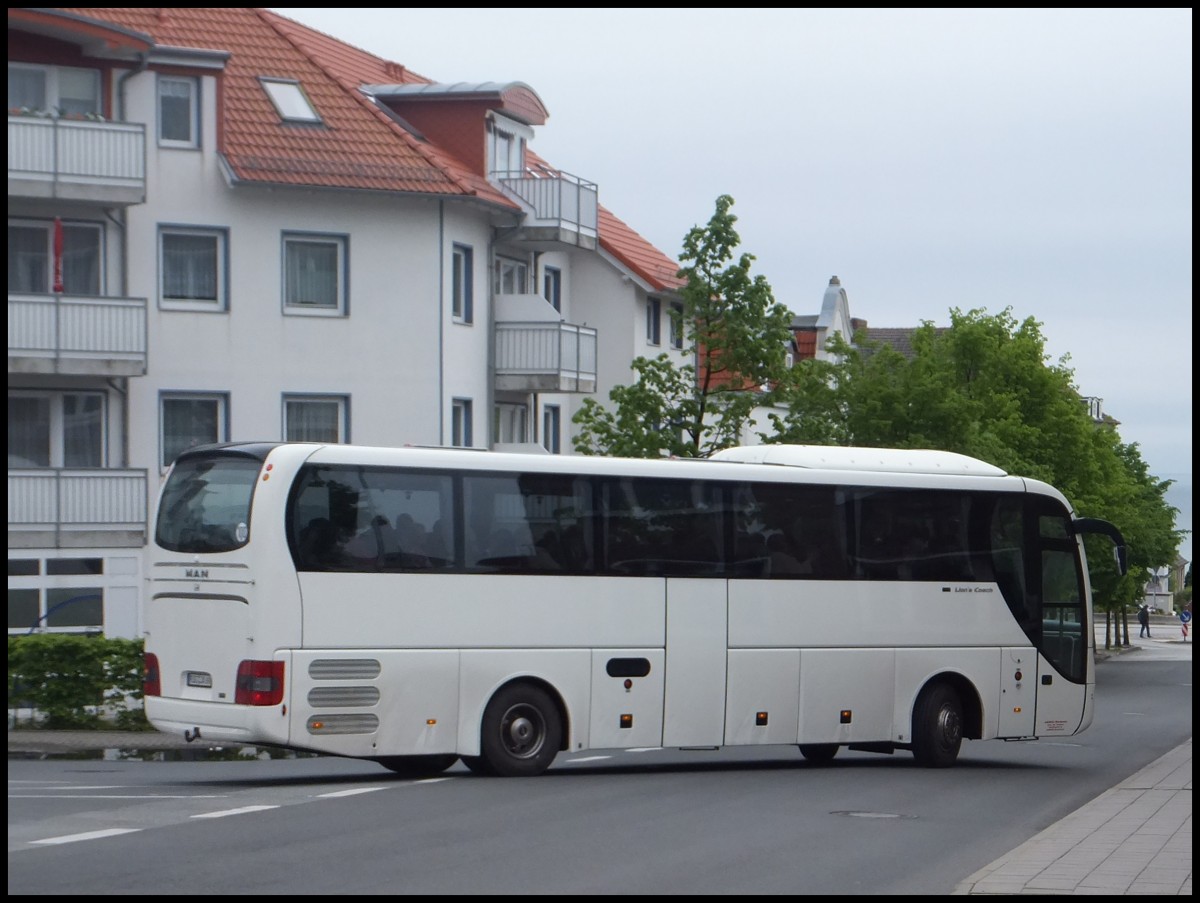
[
  {"left": 573, "top": 195, "right": 794, "bottom": 457},
  {"left": 770, "top": 306, "right": 1183, "bottom": 640}
]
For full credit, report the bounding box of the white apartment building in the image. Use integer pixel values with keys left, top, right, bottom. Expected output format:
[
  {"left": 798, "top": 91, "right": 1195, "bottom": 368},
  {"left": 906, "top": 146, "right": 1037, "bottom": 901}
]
[{"left": 8, "top": 7, "right": 692, "bottom": 638}]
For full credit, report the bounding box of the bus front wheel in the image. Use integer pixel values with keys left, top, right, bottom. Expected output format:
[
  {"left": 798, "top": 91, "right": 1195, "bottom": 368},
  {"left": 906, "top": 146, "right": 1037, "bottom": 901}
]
[
  {"left": 911, "top": 682, "right": 963, "bottom": 768},
  {"left": 479, "top": 683, "right": 562, "bottom": 777},
  {"left": 376, "top": 754, "right": 458, "bottom": 776}
]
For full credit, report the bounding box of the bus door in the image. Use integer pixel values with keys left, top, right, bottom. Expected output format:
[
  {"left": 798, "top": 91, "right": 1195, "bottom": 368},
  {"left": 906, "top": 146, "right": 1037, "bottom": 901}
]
[
  {"left": 1033, "top": 514, "right": 1090, "bottom": 736},
  {"left": 663, "top": 578, "right": 728, "bottom": 746}
]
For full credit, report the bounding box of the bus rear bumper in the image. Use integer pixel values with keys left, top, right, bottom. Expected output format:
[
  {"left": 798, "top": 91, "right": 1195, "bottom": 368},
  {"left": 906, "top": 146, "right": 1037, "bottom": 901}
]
[{"left": 145, "top": 696, "right": 290, "bottom": 747}]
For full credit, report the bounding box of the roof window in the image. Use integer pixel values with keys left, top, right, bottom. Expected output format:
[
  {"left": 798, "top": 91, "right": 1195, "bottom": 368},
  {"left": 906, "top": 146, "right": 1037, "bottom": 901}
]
[{"left": 260, "top": 78, "right": 321, "bottom": 123}]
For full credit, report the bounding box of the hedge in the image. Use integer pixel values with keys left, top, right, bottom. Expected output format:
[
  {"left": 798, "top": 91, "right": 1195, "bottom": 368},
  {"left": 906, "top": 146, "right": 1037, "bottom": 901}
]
[{"left": 7, "top": 634, "right": 150, "bottom": 730}]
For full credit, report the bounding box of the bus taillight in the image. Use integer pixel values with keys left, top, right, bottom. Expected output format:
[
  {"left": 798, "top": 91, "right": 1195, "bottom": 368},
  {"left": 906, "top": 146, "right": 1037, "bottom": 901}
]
[
  {"left": 235, "top": 660, "right": 285, "bottom": 706},
  {"left": 143, "top": 653, "right": 161, "bottom": 697}
]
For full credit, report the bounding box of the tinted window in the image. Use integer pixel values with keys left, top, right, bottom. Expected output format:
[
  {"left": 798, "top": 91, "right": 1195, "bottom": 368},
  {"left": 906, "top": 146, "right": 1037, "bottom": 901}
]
[{"left": 156, "top": 455, "right": 260, "bottom": 553}]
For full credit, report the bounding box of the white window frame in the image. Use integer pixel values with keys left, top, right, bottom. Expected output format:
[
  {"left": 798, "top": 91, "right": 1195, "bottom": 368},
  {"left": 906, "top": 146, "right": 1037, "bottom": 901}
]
[
  {"left": 157, "top": 75, "right": 200, "bottom": 148},
  {"left": 543, "top": 266, "right": 562, "bottom": 313},
  {"left": 494, "top": 255, "right": 530, "bottom": 294},
  {"left": 8, "top": 574, "right": 105, "bottom": 635},
  {"left": 8, "top": 63, "right": 100, "bottom": 117},
  {"left": 8, "top": 390, "right": 106, "bottom": 468},
  {"left": 646, "top": 297, "right": 662, "bottom": 346},
  {"left": 451, "top": 398, "right": 474, "bottom": 448},
  {"left": 452, "top": 244, "right": 474, "bottom": 323},
  {"left": 159, "top": 226, "right": 228, "bottom": 311},
  {"left": 260, "top": 78, "right": 322, "bottom": 123},
  {"left": 494, "top": 403, "right": 529, "bottom": 445},
  {"left": 487, "top": 113, "right": 532, "bottom": 176},
  {"left": 283, "top": 394, "right": 349, "bottom": 443},
  {"left": 283, "top": 232, "right": 347, "bottom": 316},
  {"left": 160, "top": 392, "right": 228, "bottom": 469},
  {"left": 669, "top": 301, "right": 685, "bottom": 350},
  {"left": 8, "top": 218, "right": 103, "bottom": 295},
  {"left": 542, "top": 404, "right": 561, "bottom": 454}
]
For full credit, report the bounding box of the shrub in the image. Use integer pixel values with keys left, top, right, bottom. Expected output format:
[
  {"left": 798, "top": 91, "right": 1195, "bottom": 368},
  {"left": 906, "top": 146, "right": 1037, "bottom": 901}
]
[{"left": 7, "top": 634, "right": 149, "bottom": 730}]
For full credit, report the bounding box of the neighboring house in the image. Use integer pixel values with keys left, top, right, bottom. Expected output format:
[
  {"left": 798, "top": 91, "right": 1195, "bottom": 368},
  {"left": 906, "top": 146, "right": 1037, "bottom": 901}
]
[
  {"left": 7, "top": 7, "right": 688, "bottom": 638},
  {"left": 1142, "top": 554, "right": 1190, "bottom": 614},
  {"left": 790, "top": 275, "right": 856, "bottom": 366}
]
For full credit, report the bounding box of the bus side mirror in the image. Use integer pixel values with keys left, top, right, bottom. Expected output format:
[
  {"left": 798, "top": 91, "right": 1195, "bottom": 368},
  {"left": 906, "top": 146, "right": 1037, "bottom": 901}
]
[{"left": 1072, "top": 517, "right": 1128, "bottom": 577}]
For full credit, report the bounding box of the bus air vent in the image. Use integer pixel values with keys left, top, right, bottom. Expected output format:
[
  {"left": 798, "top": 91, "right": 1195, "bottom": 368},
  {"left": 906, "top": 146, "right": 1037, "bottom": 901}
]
[
  {"left": 307, "top": 686, "right": 381, "bottom": 707},
  {"left": 309, "top": 659, "right": 382, "bottom": 680},
  {"left": 306, "top": 714, "right": 380, "bottom": 735}
]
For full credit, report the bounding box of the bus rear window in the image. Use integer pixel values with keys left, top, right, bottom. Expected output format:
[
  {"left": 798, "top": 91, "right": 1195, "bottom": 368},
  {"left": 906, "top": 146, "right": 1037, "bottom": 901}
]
[{"left": 156, "top": 456, "right": 261, "bottom": 553}]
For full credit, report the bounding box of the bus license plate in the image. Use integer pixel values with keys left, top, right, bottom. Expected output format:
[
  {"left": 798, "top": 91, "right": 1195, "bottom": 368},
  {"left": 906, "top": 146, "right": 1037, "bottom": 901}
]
[{"left": 186, "top": 671, "right": 213, "bottom": 688}]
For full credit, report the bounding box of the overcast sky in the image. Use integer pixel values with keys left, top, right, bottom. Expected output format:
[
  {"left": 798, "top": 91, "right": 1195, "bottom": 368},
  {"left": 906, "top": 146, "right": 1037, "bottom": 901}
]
[{"left": 269, "top": 8, "right": 1192, "bottom": 561}]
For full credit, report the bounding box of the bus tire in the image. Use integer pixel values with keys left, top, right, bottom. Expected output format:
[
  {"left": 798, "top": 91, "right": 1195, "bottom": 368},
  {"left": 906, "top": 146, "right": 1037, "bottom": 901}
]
[
  {"left": 798, "top": 743, "right": 839, "bottom": 764},
  {"left": 911, "top": 682, "right": 963, "bottom": 768},
  {"left": 479, "top": 683, "right": 562, "bottom": 777},
  {"left": 376, "top": 754, "right": 458, "bottom": 776},
  {"left": 461, "top": 755, "right": 496, "bottom": 776}
]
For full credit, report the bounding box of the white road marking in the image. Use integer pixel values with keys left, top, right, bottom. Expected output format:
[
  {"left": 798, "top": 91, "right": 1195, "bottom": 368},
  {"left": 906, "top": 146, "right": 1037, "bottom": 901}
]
[
  {"left": 317, "top": 787, "right": 387, "bottom": 798},
  {"left": 30, "top": 828, "right": 141, "bottom": 845},
  {"left": 191, "top": 805, "right": 279, "bottom": 818}
]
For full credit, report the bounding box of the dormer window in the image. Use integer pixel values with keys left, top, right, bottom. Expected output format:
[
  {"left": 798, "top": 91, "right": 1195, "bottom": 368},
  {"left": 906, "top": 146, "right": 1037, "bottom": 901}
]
[
  {"left": 488, "top": 113, "right": 533, "bottom": 177},
  {"left": 260, "top": 78, "right": 321, "bottom": 124}
]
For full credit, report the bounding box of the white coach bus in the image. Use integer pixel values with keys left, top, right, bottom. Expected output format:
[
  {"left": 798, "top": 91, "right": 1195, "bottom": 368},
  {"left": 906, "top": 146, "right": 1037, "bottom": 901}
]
[{"left": 143, "top": 442, "right": 1126, "bottom": 776}]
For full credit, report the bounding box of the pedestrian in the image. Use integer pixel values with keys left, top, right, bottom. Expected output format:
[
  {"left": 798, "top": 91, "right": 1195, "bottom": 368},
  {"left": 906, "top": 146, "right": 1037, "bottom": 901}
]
[{"left": 1137, "top": 603, "right": 1151, "bottom": 638}]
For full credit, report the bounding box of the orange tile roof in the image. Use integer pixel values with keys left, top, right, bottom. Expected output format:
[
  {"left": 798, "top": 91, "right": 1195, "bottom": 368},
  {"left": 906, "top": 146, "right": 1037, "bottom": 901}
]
[
  {"left": 793, "top": 330, "right": 818, "bottom": 361},
  {"left": 51, "top": 8, "right": 683, "bottom": 291}
]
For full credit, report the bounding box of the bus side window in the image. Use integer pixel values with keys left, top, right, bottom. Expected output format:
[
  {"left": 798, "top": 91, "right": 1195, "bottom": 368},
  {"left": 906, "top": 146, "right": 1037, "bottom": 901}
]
[{"left": 298, "top": 516, "right": 342, "bottom": 569}]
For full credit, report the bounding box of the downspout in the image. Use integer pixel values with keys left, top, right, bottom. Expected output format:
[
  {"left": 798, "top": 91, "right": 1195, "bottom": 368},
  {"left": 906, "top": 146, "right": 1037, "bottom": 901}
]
[
  {"left": 438, "top": 200, "right": 445, "bottom": 445},
  {"left": 109, "top": 53, "right": 149, "bottom": 472}
]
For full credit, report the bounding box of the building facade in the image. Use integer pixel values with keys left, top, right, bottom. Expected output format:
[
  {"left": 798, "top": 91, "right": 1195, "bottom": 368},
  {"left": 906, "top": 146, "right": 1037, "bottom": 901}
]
[{"left": 8, "top": 7, "right": 691, "bottom": 638}]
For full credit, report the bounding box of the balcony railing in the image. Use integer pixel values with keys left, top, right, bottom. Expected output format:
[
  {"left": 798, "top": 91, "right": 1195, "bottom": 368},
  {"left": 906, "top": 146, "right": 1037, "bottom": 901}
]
[
  {"left": 8, "top": 114, "right": 146, "bottom": 205},
  {"left": 494, "top": 167, "right": 598, "bottom": 248},
  {"left": 495, "top": 321, "right": 597, "bottom": 394},
  {"left": 8, "top": 468, "right": 148, "bottom": 548},
  {"left": 9, "top": 292, "right": 147, "bottom": 376}
]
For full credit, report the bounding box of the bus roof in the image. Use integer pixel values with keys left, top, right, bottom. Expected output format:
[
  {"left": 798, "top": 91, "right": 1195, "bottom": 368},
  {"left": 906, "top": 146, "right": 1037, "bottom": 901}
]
[{"left": 710, "top": 445, "right": 1008, "bottom": 477}]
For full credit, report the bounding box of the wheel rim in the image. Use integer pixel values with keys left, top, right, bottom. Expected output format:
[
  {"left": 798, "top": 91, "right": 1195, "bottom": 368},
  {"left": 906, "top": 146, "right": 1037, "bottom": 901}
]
[
  {"left": 936, "top": 703, "right": 962, "bottom": 749},
  {"left": 500, "top": 704, "right": 546, "bottom": 759}
]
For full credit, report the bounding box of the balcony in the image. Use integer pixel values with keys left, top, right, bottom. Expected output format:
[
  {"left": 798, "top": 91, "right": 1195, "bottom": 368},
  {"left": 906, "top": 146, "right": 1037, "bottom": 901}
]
[
  {"left": 9, "top": 292, "right": 148, "bottom": 376},
  {"left": 8, "top": 468, "right": 148, "bottom": 549},
  {"left": 495, "top": 321, "right": 597, "bottom": 394},
  {"left": 494, "top": 167, "right": 598, "bottom": 250},
  {"left": 8, "top": 114, "right": 146, "bottom": 205}
]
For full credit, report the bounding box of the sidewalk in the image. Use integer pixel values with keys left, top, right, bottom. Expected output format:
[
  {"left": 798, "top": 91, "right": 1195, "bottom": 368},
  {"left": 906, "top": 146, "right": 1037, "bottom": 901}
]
[{"left": 954, "top": 738, "right": 1192, "bottom": 895}]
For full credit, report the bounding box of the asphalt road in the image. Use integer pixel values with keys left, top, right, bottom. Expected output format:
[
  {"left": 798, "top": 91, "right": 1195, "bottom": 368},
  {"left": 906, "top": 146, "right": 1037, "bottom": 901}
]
[{"left": 7, "top": 644, "right": 1191, "bottom": 895}]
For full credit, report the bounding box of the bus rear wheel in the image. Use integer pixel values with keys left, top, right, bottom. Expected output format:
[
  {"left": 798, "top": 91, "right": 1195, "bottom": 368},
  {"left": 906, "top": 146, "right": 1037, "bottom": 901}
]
[
  {"left": 376, "top": 754, "right": 458, "bottom": 776},
  {"left": 798, "top": 743, "right": 839, "bottom": 764},
  {"left": 911, "top": 682, "right": 963, "bottom": 768},
  {"left": 479, "top": 683, "right": 562, "bottom": 777}
]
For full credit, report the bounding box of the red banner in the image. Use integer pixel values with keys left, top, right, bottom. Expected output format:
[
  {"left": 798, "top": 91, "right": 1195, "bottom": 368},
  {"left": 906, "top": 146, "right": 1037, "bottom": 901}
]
[{"left": 52, "top": 216, "right": 64, "bottom": 293}]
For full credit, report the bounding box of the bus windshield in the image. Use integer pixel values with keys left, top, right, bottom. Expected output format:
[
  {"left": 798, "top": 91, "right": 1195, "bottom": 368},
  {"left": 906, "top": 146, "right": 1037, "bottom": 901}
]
[{"left": 155, "top": 455, "right": 261, "bottom": 553}]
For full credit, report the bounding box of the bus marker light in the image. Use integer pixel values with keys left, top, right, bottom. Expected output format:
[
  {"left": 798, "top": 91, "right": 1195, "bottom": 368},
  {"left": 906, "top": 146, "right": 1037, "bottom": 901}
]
[
  {"left": 620, "top": 714, "right": 633, "bottom": 729},
  {"left": 756, "top": 712, "right": 769, "bottom": 726},
  {"left": 840, "top": 710, "right": 852, "bottom": 724},
  {"left": 1014, "top": 671, "right": 1023, "bottom": 681},
  {"left": 312, "top": 720, "right": 324, "bottom": 730},
  {"left": 426, "top": 719, "right": 437, "bottom": 725},
  {"left": 623, "top": 679, "right": 633, "bottom": 690},
  {"left": 1013, "top": 707, "right": 1022, "bottom": 713}
]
